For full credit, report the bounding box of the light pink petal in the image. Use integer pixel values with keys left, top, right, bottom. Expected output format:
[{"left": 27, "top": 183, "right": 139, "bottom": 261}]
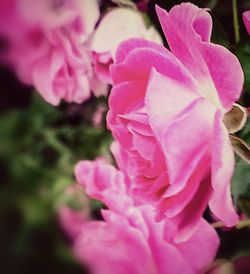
[
  {"left": 2, "top": 0, "right": 97, "bottom": 106},
  {"left": 243, "top": 11, "right": 250, "bottom": 35},
  {"left": 90, "top": 73, "right": 109, "bottom": 97},
  {"left": 160, "top": 96, "right": 216, "bottom": 195},
  {"left": 145, "top": 69, "right": 199, "bottom": 139},
  {"left": 74, "top": 218, "right": 151, "bottom": 274},
  {"left": 156, "top": 4, "right": 244, "bottom": 111},
  {"left": 19, "top": 0, "right": 77, "bottom": 29},
  {"left": 73, "top": 0, "right": 100, "bottom": 36},
  {"left": 91, "top": 8, "right": 160, "bottom": 57},
  {"left": 209, "top": 110, "right": 239, "bottom": 227},
  {"left": 32, "top": 49, "right": 65, "bottom": 105},
  {"left": 69, "top": 73, "right": 91, "bottom": 103},
  {"left": 132, "top": 134, "right": 156, "bottom": 160},
  {"left": 75, "top": 160, "right": 127, "bottom": 203},
  {"left": 93, "top": 52, "right": 113, "bottom": 84}
]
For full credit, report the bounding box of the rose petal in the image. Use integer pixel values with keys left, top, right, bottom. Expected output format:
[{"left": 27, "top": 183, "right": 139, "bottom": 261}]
[
  {"left": 209, "top": 111, "right": 239, "bottom": 227},
  {"left": 156, "top": 4, "right": 244, "bottom": 111}
]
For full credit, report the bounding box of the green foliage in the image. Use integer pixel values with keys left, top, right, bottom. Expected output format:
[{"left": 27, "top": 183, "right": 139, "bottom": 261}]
[
  {"left": 232, "top": 157, "right": 250, "bottom": 216},
  {"left": 232, "top": 119, "right": 250, "bottom": 217},
  {"left": 0, "top": 94, "right": 111, "bottom": 273},
  {"left": 236, "top": 44, "right": 250, "bottom": 94}
]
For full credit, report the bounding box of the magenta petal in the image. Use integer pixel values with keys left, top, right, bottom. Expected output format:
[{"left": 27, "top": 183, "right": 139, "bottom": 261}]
[
  {"left": 243, "top": 11, "right": 250, "bottom": 35},
  {"left": 73, "top": 157, "right": 219, "bottom": 273},
  {"left": 169, "top": 175, "right": 213, "bottom": 242},
  {"left": 156, "top": 4, "right": 212, "bottom": 79},
  {"left": 111, "top": 45, "right": 195, "bottom": 86},
  {"left": 74, "top": 216, "right": 152, "bottom": 274},
  {"left": 202, "top": 43, "right": 244, "bottom": 111},
  {"left": 156, "top": 4, "right": 244, "bottom": 111},
  {"left": 176, "top": 219, "right": 219, "bottom": 273},
  {"left": 142, "top": 209, "right": 195, "bottom": 274},
  {"left": 160, "top": 153, "right": 211, "bottom": 219},
  {"left": 115, "top": 38, "right": 167, "bottom": 64},
  {"left": 107, "top": 80, "right": 147, "bottom": 145},
  {"left": 209, "top": 111, "right": 239, "bottom": 227}
]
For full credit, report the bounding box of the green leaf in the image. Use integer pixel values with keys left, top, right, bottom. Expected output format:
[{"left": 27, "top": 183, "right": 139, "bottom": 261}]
[
  {"left": 236, "top": 44, "right": 250, "bottom": 93},
  {"left": 232, "top": 157, "right": 250, "bottom": 217}
]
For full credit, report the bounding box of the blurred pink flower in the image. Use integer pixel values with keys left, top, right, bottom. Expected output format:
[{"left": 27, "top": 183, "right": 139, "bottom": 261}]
[
  {"left": 108, "top": 3, "right": 243, "bottom": 240},
  {"left": 58, "top": 184, "right": 90, "bottom": 239},
  {"left": 0, "top": 0, "right": 100, "bottom": 105},
  {"left": 91, "top": 7, "right": 162, "bottom": 84},
  {"left": 243, "top": 11, "right": 250, "bottom": 35},
  {"left": 92, "top": 104, "right": 107, "bottom": 128},
  {"left": 59, "top": 206, "right": 88, "bottom": 239},
  {"left": 137, "top": 0, "right": 149, "bottom": 12},
  {"left": 72, "top": 160, "right": 219, "bottom": 274}
]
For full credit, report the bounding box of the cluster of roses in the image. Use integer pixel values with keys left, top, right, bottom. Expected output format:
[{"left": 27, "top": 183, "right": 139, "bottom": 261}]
[
  {"left": 0, "top": 0, "right": 161, "bottom": 105},
  {"left": 1, "top": 1, "right": 250, "bottom": 274}
]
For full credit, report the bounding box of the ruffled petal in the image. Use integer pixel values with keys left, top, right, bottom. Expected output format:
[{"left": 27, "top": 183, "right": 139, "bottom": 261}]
[
  {"left": 115, "top": 38, "right": 167, "bottom": 64},
  {"left": 91, "top": 8, "right": 161, "bottom": 58},
  {"left": 142, "top": 208, "right": 195, "bottom": 274},
  {"left": 75, "top": 160, "right": 128, "bottom": 209},
  {"left": 145, "top": 69, "right": 198, "bottom": 139},
  {"left": 209, "top": 110, "right": 239, "bottom": 227},
  {"left": 111, "top": 42, "right": 194, "bottom": 86},
  {"left": 156, "top": 4, "right": 244, "bottom": 111},
  {"left": 160, "top": 97, "right": 215, "bottom": 194},
  {"left": 33, "top": 49, "right": 65, "bottom": 105}
]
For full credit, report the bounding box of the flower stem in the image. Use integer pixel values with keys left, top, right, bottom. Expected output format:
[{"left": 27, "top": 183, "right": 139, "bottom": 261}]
[
  {"left": 233, "top": 0, "right": 240, "bottom": 43},
  {"left": 236, "top": 219, "right": 250, "bottom": 229},
  {"left": 207, "top": 0, "right": 218, "bottom": 10},
  {"left": 212, "top": 219, "right": 250, "bottom": 229}
]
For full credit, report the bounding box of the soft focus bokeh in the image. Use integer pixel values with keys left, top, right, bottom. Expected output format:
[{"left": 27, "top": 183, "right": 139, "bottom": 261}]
[{"left": 0, "top": 0, "right": 250, "bottom": 273}]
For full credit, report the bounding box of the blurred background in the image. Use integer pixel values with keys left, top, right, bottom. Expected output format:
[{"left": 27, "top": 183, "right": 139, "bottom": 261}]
[{"left": 0, "top": 0, "right": 250, "bottom": 273}]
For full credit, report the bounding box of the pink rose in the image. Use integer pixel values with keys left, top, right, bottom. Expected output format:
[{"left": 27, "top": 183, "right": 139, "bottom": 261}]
[
  {"left": 108, "top": 3, "right": 244, "bottom": 240},
  {"left": 91, "top": 7, "right": 162, "bottom": 84},
  {"left": 0, "top": 0, "right": 100, "bottom": 105},
  {"left": 92, "top": 104, "right": 107, "bottom": 128},
  {"left": 73, "top": 160, "right": 219, "bottom": 274},
  {"left": 243, "top": 11, "right": 250, "bottom": 35},
  {"left": 59, "top": 206, "right": 88, "bottom": 239}
]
